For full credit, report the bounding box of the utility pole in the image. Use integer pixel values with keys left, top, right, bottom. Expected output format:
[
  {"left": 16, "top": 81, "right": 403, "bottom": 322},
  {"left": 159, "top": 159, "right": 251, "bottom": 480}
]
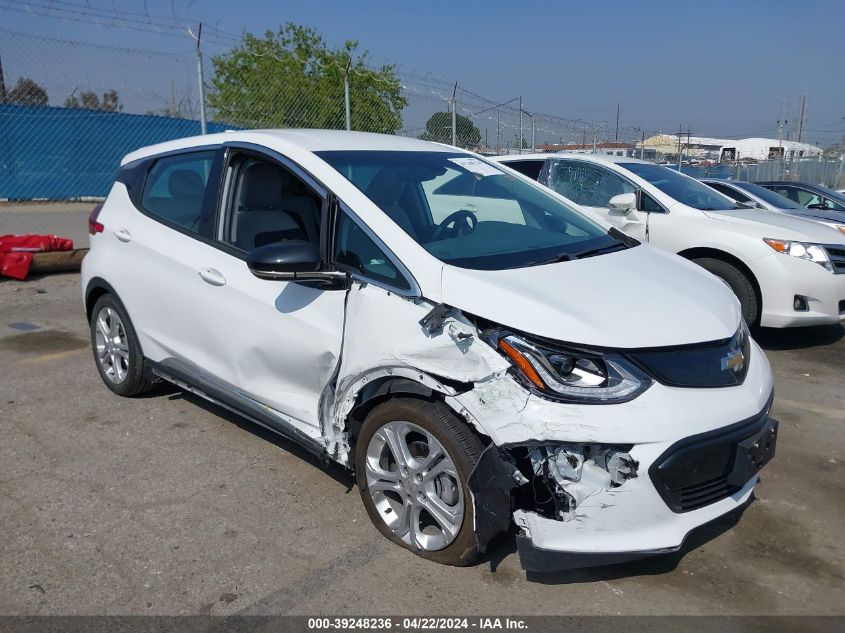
[
  {"left": 591, "top": 121, "right": 607, "bottom": 154},
  {"left": 582, "top": 127, "right": 587, "bottom": 149},
  {"left": 194, "top": 23, "right": 208, "bottom": 135},
  {"left": 531, "top": 117, "right": 536, "bottom": 152},
  {"left": 496, "top": 108, "right": 501, "bottom": 154},
  {"left": 519, "top": 96, "right": 523, "bottom": 152},
  {"left": 676, "top": 125, "right": 691, "bottom": 172},
  {"left": 0, "top": 54, "right": 6, "bottom": 104},
  {"left": 641, "top": 129, "right": 645, "bottom": 160},
  {"left": 796, "top": 94, "right": 806, "bottom": 143},
  {"left": 344, "top": 56, "right": 352, "bottom": 131},
  {"left": 777, "top": 117, "right": 787, "bottom": 178},
  {"left": 451, "top": 82, "right": 457, "bottom": 146},
  {"left": 615, "top": 102, "right": 620, "bottom": 142}
]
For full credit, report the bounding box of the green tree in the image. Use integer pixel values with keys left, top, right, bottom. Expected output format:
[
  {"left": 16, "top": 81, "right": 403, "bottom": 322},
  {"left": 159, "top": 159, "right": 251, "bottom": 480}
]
[
  {"left": 65, "top": 89, "right": 123, "bottom": 112},
  {"left": 208, "top": 24, "right": 406, "bottom": 133},
  {"left": 7, "top": 77, "right": 48, "bottom": 106},
  {"left": 419, "top": 111, "right": 481, "bottom": 148}
]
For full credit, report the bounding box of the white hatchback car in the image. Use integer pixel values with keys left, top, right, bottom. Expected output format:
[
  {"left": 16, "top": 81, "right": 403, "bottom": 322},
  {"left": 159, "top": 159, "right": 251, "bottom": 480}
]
[
  {"left": 83, "top": 130, "right": 776, "bottom": 571},
  {"left": 497, "top": 154, "right": 845, "bottom": 328}
]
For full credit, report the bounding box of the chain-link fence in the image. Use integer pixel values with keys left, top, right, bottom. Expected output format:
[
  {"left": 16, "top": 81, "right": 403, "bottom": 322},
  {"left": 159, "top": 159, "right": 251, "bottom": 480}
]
[{"left": 1, "top": 27, "right": 842, "bottom": 200}]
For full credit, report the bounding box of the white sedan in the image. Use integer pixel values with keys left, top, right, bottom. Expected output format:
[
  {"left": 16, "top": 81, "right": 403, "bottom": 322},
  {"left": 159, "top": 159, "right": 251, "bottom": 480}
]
[{"left": 496, "top": 153, "right": 845, "bottom": 328}]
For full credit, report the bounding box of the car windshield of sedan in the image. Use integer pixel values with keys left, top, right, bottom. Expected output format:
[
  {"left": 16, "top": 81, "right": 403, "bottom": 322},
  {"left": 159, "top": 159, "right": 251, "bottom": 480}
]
[
  {"left": 318, "top": 150, "right": 629, "bottom": 270},
  {"left": 621, "top": 162, "right": 741, "bottom": 211}
]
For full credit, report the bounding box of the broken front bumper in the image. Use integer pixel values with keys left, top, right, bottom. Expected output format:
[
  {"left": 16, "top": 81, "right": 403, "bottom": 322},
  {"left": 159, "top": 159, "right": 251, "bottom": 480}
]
[
  {"left": 511, "top": 405, "right": 777, "bottom": 571},
  {"left": 457, "top": 339, "right": 776, "bottom": 571}
]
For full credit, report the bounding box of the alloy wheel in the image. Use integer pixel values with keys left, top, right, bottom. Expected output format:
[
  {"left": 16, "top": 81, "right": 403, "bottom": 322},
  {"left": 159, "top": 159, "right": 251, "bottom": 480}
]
[
  {"left": 94, "top": 306, "right": 130, "bottom": 384},
  {"left": 364, "top": 420, "right": 464, "bottom": 551}
]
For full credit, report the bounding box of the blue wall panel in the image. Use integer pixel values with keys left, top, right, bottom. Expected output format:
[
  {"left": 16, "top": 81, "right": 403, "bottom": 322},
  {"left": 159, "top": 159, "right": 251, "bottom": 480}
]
[{"left": 0, "top": 104, "right": 233, "bottom": 200}]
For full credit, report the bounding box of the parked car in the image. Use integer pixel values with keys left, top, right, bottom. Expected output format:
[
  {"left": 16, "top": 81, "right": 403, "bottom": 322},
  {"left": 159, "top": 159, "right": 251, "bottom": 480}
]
[
  {"left": 756, "top": 181, "right": 845, "bottom": 213},
  {"left": 83, "top": 130, "right": 776, "bottom": 571},
  {"left": 495, "top": 154, "right": 845, "bottom": 328},
  {"left": 701, "top": 178, "right": 845, "bottom": 232}
]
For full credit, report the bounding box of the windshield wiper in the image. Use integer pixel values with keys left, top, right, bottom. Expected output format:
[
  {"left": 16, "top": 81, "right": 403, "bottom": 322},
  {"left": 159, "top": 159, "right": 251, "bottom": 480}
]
[
  {"left": 530, "top": 252, "right": 576, "bottom": 266},
  {"left": 569, "top": 241, "right": 628, "bottom": 260},
  {"left": 530, "top": 240, "right": 628, "bottom": 267}
]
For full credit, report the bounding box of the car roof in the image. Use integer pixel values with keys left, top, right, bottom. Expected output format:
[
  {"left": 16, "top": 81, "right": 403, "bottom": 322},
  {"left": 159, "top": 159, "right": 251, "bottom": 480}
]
[
  {"left": 495, "top": 152, "right": 649, "bottom": 165},
  {"left": 122, "top": 129, "right": 456, "bottom": 164}
]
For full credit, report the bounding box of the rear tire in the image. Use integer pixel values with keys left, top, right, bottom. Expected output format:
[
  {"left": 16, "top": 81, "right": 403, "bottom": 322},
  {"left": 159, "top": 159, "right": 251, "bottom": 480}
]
[
  {"left": 355, "top": 398, "right": 485, "bottom": 566},
  {"left": 89, "top": 294, "right": 154, "bottom": 397},
  {"left": 693, "top": 257, "right": 759, "bottom": 326}
]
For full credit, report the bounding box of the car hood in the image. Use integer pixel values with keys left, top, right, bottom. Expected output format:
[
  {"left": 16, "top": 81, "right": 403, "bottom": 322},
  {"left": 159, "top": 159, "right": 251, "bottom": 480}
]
[
  {"left": 704, "top": 208, "right": 845, "bottom": 243},
  {"left": 440, "top": 244, "right": 740, "bottom": 348},
  {"left": 780, "top": 207, "right": 845, "bottom": 225}
]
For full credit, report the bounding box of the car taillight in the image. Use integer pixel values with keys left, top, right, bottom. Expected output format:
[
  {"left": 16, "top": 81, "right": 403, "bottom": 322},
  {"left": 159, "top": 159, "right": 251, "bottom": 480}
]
[{"left": 88, "top": 204, "right": 104, "bottom": 235}]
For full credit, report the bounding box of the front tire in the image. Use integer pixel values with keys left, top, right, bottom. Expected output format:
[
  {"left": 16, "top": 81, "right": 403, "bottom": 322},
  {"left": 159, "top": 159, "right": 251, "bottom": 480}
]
[
  {"left": 355, "top": 398, "right": 485, "bottom": 566},
  {"left": 693, "top": 257, "right": 759, "bottom": 326},
  {"left": 90, "top": 294, "right": 154, "bottom": 397}
]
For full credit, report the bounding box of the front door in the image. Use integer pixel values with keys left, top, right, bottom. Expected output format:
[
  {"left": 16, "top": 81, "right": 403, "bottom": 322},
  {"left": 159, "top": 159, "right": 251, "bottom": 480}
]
[
  {"left": 194, "top": 149, "right": 346, "bottom": 437},
  {"left": 544, "top": 160, "right": 648, "bottom": 241}
]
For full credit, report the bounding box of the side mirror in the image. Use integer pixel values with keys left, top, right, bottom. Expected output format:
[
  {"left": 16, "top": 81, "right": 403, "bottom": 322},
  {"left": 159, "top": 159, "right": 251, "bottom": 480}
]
[
  {"left": 608, "top": 192, "right": 637, "bottom": 215},
  {"left": 247, "top": 241, "right": 348, "bottom": 289}
]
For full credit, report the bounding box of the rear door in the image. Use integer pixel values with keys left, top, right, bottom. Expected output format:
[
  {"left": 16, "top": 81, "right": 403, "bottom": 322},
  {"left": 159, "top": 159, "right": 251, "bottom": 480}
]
[{"left": 108, "top": 147, "right": 225, "bottom": 366}]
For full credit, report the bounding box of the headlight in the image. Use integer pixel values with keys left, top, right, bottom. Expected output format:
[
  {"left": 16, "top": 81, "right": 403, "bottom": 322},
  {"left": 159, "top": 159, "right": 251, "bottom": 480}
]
[
  {"left": 764, "top": 238, "right": 834, "bottom": 273},
  {"left": 488, "top": 332, "right": 652, "bottom": 404}
]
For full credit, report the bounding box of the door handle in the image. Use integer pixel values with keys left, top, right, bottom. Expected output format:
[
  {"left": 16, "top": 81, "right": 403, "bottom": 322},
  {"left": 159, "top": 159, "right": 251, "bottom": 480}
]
[
  {"left": 114, "top": 229, "right": 132, "bottom": 243},
  {"left": 199, "top": 268, "right": 226, "bottom": 287}
]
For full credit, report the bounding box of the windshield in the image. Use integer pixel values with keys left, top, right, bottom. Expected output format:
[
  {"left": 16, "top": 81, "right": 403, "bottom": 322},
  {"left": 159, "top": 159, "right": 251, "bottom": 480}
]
[
  {"left": 317, "top": 150, "right": 626, "bottom": 270},
  {"left": 732, "top": 181, "right": 802, "bottom": 209},
  {"left": 810, "top": 183, "right": 845, "bottom": 205},
  {"left": 620, "top": 162, "right": 741, "bottom": 210}
]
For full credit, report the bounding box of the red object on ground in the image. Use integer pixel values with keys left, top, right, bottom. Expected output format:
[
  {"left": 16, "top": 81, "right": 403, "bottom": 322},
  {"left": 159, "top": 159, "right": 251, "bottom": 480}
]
[{"left": 0, "top": 234, "right": 74, "bottom": 280}]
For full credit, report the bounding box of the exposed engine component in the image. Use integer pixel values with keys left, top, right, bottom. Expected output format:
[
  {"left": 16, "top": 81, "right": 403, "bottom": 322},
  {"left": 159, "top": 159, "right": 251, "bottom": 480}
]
[{"left": 518, "top": 444, "right": 638, "bottom": 521}]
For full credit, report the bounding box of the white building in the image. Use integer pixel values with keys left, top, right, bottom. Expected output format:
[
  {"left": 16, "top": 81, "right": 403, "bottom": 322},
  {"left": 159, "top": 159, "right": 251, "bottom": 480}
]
[{"left": 639, "top": 134, "right": 822, "bottom": 162}]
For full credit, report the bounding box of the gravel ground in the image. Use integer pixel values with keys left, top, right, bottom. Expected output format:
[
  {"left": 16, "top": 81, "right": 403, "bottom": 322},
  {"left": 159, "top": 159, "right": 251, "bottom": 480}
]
[{"left": 1, "top": 272, "right": 843, "bottom": 615}]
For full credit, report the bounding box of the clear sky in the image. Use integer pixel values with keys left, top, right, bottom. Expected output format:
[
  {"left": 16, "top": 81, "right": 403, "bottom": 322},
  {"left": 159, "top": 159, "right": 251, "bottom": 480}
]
[{"left": 2, "top": 0, "right": 844, "bottom": 146}]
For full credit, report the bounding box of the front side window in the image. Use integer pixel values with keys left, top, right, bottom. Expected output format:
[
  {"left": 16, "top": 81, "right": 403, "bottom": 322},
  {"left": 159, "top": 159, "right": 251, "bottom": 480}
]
[
  {"left": 619, "top": 162, "right": 740, "bottom": 211},
  {"left": 221, "top": 156, "right": 322, "bottom": 253},
  {"left": 333, "top": 211, "right": 410, "bottom": 290},
  {"left": 317, "top": 150, "right": 623, "bottom": 271},
  {"left": 778, "top": 187, "right": 821, "bottom": 207},
  {"left": 545, "top": 161, "right": 635, "bottom": 208},
  {"left": 141, "top": 151, "right": 218, "bottom": 236},
  {"left": 733, "top": 182, "right": 801, "bottom": 209}
]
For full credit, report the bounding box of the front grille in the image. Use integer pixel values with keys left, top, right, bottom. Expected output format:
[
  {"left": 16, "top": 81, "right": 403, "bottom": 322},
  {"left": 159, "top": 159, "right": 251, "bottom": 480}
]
[
  {"left": 650, "top": 399, "right": 776, "bottom": 513},
  {"left": 628, "top": 326, "right": 750, "bottom": 388},
  {"left": 673, "top": 475, "right": 737, "bottom": 512},
  {"left": 826, "top": 244, "right": 845, "bottom": 274}
]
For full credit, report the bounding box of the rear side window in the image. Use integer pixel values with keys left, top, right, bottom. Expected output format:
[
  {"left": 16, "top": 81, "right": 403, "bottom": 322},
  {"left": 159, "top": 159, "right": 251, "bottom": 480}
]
[
  {"left": 708, "top": 182, "right": 751, "bottom": 203},
  {"left": 503, "top": 160, "right": 544, "bottom": 180},
  {"left": 141, "top": 151, "right": 219, "bottom": 237}
]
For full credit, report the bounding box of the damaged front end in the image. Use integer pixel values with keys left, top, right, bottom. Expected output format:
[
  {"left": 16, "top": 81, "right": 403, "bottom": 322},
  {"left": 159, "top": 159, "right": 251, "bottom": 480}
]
[{"left": 468, "top": 441, "right": 639, "bottom": 562}]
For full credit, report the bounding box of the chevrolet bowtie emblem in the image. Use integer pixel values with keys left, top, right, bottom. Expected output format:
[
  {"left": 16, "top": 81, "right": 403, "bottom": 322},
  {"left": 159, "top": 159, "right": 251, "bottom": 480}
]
[{"left": 721, "top": 348, "right": 745, "bottom": 372}]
